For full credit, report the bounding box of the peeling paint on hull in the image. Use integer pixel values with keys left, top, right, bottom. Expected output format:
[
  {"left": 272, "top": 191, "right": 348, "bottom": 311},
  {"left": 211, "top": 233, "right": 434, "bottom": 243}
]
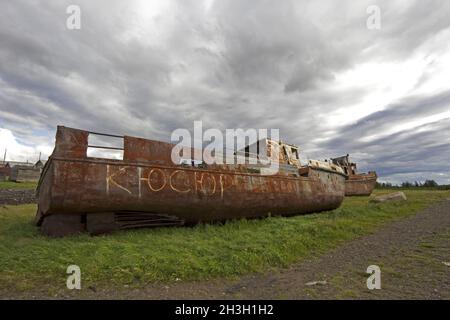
[{"left": 36, "top": 126, "right": 347, "bottom": 236}]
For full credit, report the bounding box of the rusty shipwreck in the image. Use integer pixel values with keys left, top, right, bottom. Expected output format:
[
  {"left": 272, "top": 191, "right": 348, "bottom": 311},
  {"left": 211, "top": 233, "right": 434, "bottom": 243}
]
[
  {"left": 36, "top": 126, "right": 347, "bottom": 236},
  {"left": 331, "top": 154, "right": 377, "bottom": 196}
]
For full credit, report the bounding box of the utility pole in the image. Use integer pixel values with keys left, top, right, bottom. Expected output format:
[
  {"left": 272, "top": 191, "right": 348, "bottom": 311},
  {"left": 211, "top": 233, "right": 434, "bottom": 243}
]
[{"left": 2, "top": 149, "right": 6, "bottom": 165}]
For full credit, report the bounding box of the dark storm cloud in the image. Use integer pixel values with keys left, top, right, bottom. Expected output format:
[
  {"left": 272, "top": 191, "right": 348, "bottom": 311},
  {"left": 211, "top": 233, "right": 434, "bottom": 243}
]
[
  {"left": 0, "top": 0, "right": 450, "bottom": 183},
  {"left": 319, "top": 91, "right": 450, "bottom": 183},
  {"left": 321, "top": 90, "right": 450, "bottom": 152}
]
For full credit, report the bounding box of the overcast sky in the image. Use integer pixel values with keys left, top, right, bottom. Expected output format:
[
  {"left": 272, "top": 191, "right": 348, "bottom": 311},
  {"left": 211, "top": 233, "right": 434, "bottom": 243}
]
[{"left": 1, "top": 0, "right": 449, "bottom": 184}]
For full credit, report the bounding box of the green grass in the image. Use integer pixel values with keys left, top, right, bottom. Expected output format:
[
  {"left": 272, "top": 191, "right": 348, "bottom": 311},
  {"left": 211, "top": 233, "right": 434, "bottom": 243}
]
[
  {"left": 0, "top": 189, "right": 449, "bottom": 292},
  {"left": 0, "top": 180, "right": 38, "bottom": 190}
]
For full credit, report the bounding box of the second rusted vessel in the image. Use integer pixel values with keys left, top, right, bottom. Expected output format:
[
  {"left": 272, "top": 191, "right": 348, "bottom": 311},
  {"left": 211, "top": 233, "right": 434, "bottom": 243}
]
[{"left": 331, "top": 154, "right": 377, "bottom": 196}]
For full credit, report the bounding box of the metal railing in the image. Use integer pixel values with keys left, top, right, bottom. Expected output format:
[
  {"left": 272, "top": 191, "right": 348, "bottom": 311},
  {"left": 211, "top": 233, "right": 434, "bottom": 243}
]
[{"left": 87, "top": 131, "right": 124, "bottom": 151}]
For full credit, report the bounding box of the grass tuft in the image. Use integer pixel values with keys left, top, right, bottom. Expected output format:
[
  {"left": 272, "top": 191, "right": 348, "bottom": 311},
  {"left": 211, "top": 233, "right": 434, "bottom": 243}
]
[{"left": 0, "top": 181, "right": 38, "bottom": 190}]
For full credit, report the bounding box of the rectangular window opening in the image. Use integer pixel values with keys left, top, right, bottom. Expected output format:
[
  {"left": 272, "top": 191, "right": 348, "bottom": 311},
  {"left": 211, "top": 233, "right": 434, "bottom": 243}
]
[{"left": 87, "top": 133, "right": 124, "bottom": 160}]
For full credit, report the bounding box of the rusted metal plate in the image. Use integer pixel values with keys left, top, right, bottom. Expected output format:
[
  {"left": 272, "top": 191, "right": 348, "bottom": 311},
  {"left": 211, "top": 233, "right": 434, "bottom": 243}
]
[
  {"left": 36, "top": 126, "right": 347, "bottom": 236},
  {"left": 40, "top": 213, "right": 85, "bottom": 237},
  {"left": 86, "top": 211, "right": 185, "bottom": 235},
  {"left": 345, "top": 172, "right": 378, "bottom": 196}
]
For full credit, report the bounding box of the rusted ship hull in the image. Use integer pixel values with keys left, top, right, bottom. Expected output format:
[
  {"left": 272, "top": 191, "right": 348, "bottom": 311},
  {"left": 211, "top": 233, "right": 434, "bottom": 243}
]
[
  {"left": 36, "top": 126, "right": 347, "bottom": 236},
  {"left": 345, "top": 172, "right": 377, "bottom": 196}
]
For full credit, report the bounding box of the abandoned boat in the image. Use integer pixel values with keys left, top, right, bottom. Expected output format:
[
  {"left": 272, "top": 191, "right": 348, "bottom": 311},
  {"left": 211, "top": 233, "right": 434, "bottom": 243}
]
[
  {"left": 331, "top": 154, "right": 377, "bottom": 196},
  {"left": 36, "top": 126, "right": 347, "bottom": 236}
]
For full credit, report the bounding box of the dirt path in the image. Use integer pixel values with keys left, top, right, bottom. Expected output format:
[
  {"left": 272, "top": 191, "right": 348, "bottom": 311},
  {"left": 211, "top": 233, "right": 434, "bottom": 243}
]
[
  {"left": 103, "top": 198, "right": 449, "bottom": 299},
  {"left": 0, "top": 189, "right": 36, "bottom": 206}
]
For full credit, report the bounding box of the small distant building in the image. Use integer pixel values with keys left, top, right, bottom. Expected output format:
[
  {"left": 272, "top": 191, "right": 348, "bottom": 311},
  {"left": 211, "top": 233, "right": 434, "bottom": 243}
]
[
  {"left": 10, "top": 166, "right": 42, "bottom": 182},
  {"left": 7, "top": 161, "right": 34, "bottom": 168},
  {"left": 34, "top": 160, "right": 45, "bottom": 169},
  {"left": 9, "top": 160, "right": 45, "bottom": 183},
  {"left": 0, "top": 162, "right": 11, "bottom": 177}
]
